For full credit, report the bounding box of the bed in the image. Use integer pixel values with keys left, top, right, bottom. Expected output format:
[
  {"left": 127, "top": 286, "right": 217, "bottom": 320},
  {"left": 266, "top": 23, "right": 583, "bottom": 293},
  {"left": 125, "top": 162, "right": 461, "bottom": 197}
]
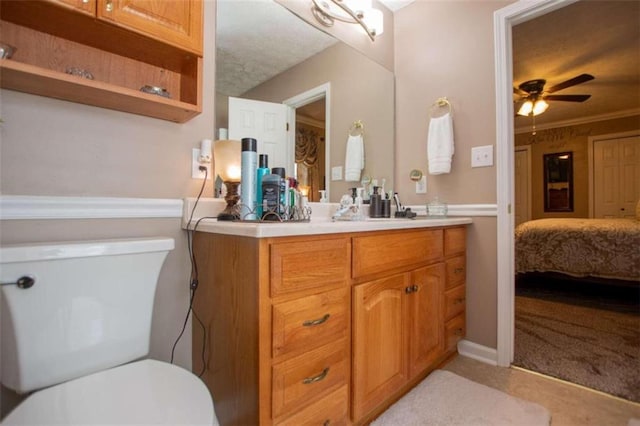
[{"left": 515, "top": 218, "right": 640, "bottom": 282}]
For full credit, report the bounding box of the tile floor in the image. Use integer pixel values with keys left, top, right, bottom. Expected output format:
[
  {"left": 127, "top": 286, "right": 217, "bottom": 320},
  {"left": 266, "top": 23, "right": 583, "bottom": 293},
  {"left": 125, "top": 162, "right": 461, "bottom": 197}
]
[{"left": 443, "top": 355, "right": 640, "bottom": 426}]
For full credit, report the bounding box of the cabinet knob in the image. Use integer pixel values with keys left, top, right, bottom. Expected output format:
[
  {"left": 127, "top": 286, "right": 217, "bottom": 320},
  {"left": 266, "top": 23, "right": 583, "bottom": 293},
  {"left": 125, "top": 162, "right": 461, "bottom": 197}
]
[
  {"left": 454, "top": 297, "right": 466, "bottom": 304},
  {"left": 302, "top": 313, "right": 330, "bottom": 327},
  {"left": 323, "top": 421, "right": 331, "bottom": 426},
  {"left": 405, "top": 285, "right": 419, "bottom": 294},
  {"left": 82, "top": 0, "right": 90, "bottom": 3},
  {"left": 454, "top": 327, "right": 464, "bottom": 336},
  {"left": 454, "top": 267, "right": 464, "bottom": 274},
  {"left": 105, "top": 0, "right": 113, "bottom": 12},
  {"left": 302, "top": 367, "right": 330, "bottom": 384}
]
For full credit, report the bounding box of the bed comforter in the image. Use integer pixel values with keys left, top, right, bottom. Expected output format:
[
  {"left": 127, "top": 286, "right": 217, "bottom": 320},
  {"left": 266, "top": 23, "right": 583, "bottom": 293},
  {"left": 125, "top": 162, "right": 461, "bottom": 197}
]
[{"left": 515, "top": 218, "right": 640, "bottom": 281}]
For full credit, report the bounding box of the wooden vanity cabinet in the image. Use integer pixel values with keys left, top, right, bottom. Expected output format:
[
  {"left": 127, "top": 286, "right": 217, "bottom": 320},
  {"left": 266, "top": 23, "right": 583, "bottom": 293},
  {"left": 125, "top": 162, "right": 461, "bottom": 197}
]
[
  {"left": 192, "top": 225, "right": 467, "bottom": 426},
  {"left": 192, "top": 233, "right": 351, "bottom": 426},
  {"left": 0, "top": 0, "right": 203, "bottom": 122}
]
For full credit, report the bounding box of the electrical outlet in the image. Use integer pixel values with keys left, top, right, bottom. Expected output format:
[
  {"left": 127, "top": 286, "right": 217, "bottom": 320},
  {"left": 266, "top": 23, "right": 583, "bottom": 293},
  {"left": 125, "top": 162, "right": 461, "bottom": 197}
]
[
  {"left": 471, "top": 145, "right": 494, "bottom": 168},
  {"left": 415, "top": 176, "right": 427, "bottom": 194},
  {"left": 192, "top": 148, "right": 211, "bottom": 179}
]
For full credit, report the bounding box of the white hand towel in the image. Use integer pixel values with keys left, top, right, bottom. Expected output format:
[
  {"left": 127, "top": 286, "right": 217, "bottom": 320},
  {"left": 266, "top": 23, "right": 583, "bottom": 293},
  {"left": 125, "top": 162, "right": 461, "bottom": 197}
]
[
  {"left": 345, "top": 134, "right": 364, "bottom": 182},
  {"left": 427, "top": 112, "right": 455, "bottom": 175}
]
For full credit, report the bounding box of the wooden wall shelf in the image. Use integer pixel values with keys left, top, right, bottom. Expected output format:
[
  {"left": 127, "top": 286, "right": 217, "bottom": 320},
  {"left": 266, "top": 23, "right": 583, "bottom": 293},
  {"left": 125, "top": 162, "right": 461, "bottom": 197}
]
[{"left": 1, "top": 59, "right": 201, "bottom": 123}]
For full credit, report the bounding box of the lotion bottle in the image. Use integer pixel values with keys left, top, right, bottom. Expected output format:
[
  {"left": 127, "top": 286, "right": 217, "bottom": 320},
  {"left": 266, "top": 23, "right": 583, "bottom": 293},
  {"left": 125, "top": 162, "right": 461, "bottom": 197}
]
[{"left": 255, "top": 154, "right": 269, "bottom": 218}]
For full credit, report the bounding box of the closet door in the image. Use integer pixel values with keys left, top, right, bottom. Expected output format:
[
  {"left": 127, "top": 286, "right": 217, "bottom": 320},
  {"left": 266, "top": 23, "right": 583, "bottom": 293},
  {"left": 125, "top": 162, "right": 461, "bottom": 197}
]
[{"left": 594, "top": 135, "right": 640, "bottom": 218}]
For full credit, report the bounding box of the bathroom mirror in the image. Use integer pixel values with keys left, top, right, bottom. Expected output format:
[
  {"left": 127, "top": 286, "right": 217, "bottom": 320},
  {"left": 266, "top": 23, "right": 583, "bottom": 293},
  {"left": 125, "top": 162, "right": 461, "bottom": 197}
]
[
  {"left": 543, "top": 152, "right": 573, "bottom": 212},
  {"left": 215, "top": 0, "right": 395, "bottom": 202}
]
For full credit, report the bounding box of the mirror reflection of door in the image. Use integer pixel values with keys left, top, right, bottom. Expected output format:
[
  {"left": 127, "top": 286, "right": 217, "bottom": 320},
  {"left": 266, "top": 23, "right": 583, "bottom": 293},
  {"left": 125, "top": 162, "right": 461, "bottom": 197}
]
[
  {"left": 295, "top": 99, "right": 326, "bottom": 202},
  {"left": 544, "top": 152, "right": 573, "bottom": 212}
]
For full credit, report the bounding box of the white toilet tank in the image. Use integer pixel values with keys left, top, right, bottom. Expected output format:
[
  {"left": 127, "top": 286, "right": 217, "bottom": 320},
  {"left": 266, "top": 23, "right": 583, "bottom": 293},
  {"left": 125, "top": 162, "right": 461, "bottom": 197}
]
[{"left": 0, "top": 237, "right": 174, "bottom": 394}]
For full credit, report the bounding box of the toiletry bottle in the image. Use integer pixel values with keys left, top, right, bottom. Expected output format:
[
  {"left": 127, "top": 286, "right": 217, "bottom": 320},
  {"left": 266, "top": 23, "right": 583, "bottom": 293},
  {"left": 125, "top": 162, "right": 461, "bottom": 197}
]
[
  {"left": 262, "top": 173, "right": 281, "bottom": 220},
  {"left": 240, "top": 138, "right": 258, "bottom": 220},
  {"left": 381, "top": 193, "right": 391, "bottom": 218},
  {"left": 370, "top": 186, "right": 382, "bottom": 218},
  {"left": 319, "top": 190, "right": 327, "bottom": 203},
  {"left": 272, "top": 167, "right": 287, "bottom": 217},
  {"left": 256, "top": 154, "right": 269, "bottom": 218}
]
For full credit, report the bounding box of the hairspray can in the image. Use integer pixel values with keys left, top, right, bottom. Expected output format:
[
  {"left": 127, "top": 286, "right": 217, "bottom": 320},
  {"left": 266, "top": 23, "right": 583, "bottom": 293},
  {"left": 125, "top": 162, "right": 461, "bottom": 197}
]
[{"left": 240, "top": 138, "right": 257, "bottom": 220}]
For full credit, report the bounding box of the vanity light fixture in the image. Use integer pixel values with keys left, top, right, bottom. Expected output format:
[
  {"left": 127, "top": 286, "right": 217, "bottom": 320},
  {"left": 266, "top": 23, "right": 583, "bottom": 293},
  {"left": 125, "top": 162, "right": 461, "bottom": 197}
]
[
  {"left": 213, "top": 139, "right": 242, "bottom": 221},
  {"left": 311, "top": 0, "right": 384, "bottom": 41}
]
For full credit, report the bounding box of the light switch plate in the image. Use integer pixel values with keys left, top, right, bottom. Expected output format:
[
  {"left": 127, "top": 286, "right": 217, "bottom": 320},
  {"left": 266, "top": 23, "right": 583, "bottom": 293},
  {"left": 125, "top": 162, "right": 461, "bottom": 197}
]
[
  {"left": 471, "top": 145, "right": 494, "bottom": 168},
  {"left": 331, "top": 166, "right": 343, "bottom": 181},
  {"left": 192, "top": 148, "right": 212, "bottom": 179}
]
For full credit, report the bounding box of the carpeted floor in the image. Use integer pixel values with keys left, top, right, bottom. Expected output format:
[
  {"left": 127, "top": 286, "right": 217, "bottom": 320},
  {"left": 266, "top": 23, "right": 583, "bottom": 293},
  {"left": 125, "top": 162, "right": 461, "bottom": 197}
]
[{"left": 514, "top": 279, "right": 640, "bottom": 402}]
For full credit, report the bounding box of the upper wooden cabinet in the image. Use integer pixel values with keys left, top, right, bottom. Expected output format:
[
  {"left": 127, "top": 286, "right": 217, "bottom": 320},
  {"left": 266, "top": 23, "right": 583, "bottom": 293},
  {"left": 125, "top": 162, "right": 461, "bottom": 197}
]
[
  {"left": 97, "top": 0, "right": 203, "bottom": 55},
  {"left": 0, "top": 0, "right": 203, "bottom": 122}
]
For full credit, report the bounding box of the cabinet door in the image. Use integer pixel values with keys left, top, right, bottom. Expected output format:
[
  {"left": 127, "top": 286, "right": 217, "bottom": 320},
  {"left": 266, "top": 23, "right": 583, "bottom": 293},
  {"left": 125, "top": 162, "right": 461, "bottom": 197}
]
[
  {"left": 407, "top": 264, "right": 444, "bottom": 379},
  {"left": 97, "top": 0, "right": 203, "bottom": 54},
  {"left": 352, "top": 273, "right": 409, "bottom": 421},
  {"left": 50, "top": 0, "right": 96, "bottom": 14}
]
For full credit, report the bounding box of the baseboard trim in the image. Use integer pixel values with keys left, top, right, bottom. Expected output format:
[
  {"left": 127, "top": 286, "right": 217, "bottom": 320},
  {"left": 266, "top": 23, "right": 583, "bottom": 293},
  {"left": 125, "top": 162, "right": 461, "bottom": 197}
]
[
  {"left": 0, "top": 195, "right": 183, "bottom": 220},
  {"left": 457, "top": 339, "right": 498, "bottom": 366}
]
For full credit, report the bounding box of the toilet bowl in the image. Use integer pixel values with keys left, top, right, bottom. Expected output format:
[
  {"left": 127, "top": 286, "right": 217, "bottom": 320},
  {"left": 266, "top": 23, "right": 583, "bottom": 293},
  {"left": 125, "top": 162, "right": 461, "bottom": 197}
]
[{"left": 0, "top": 238, "right": 214, "bottom": 425}]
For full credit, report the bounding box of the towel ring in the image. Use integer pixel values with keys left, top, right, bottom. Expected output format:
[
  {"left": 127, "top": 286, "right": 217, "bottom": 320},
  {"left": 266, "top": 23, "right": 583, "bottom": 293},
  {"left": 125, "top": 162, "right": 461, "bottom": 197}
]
[
  {"left": 430, "top": 97, "right": 452, "bottom": 118},
  {"left": 349, "top": 120, "right": 364, "bottom": 136}
]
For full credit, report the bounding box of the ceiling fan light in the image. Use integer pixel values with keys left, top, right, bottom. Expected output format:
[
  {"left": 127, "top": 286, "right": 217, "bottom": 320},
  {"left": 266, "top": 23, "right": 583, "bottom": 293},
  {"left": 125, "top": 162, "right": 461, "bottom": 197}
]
[
  {"left": 517, "top": 100, "right": 533, "bottom": 116},
  {"left": 532, "top": 99, "right": 549, "bottom": 115}
]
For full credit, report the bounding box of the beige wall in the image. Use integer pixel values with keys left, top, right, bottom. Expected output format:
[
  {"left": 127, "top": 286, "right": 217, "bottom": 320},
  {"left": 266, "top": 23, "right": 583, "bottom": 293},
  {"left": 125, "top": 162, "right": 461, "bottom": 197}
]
[
  {"left": 516, "top": 115, "right": 640, "bottom": 219},
  {"left": 242, "top": 42, "right": 395, "bottom": 201},
  {"left": 395, "top": 0, "right": 512, "bottom": 349},
  {"left": 0, "top": 0, "right": 216, "bottom": 388}
]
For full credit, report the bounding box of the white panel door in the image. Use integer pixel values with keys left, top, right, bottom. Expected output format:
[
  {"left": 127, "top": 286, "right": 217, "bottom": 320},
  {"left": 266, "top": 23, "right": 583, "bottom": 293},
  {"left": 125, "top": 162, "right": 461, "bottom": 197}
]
[
  {"left": 594, "top": 135, "right": 640, "bottom": 218},
  {"left": 514, "top": 147, "right": 531, "bottom": 226},
  {"left": 228, "top": 97, "right": 291, "bottom": 174}
]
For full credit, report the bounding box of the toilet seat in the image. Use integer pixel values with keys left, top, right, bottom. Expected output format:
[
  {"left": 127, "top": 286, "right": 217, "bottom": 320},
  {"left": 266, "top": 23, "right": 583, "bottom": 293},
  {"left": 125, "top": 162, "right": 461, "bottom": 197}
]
[{"left": 2, "top": 359, "right": 215, "bottom": 425}]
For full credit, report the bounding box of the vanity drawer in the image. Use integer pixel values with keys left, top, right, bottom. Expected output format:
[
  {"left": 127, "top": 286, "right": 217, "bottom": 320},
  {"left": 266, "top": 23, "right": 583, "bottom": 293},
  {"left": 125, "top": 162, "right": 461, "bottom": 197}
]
[
  {"left": 272, "top": 339, "right": 349, "bottom": 419},
  {"left": 445, "top": 313, "right": 466, "bottom": 353},
  {"left": 444, "top": 227, "right": 466, "bottom": 256},
  {"left": 272, "top": 287, "right": 349, "bottom": 358},
  {"left": 352, "top": 229, "right": 443, "bottom": 279},
  {"left": 275, "top": 384, "right": 349, "bottom": 426},
  {"left": 445, "top": 255, "right": 466, "bottom": 289},
  {"left": 444, "top": 285, "right": 466, "bottom": 320},
  {"left": 271, "top": 237, "right": 351, "bottom": 297}
]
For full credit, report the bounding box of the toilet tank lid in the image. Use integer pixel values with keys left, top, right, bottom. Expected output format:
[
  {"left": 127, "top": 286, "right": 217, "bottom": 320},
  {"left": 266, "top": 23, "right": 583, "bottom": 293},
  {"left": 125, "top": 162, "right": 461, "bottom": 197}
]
[{"left": 0, "top": 237, "right": 175, "bottom": 264}]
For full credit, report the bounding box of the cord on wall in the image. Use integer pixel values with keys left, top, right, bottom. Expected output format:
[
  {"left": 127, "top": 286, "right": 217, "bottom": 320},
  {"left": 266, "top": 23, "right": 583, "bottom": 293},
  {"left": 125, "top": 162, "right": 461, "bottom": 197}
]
[{"left": 171, "top": 166, "right": 210, "bottom": 377}]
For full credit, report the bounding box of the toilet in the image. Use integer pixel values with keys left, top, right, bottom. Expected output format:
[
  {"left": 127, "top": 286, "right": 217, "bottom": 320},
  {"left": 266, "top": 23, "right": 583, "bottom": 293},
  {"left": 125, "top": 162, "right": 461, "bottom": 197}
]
[{"left": 0, "top": 237, "right": 214, "bottom": 425}]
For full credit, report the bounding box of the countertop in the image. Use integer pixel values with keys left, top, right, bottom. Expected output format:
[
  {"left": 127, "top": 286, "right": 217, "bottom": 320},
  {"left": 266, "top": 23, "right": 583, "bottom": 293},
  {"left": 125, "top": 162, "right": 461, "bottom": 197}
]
[{"left": 183, "top": 198, "right": 472, "bottom": 238}]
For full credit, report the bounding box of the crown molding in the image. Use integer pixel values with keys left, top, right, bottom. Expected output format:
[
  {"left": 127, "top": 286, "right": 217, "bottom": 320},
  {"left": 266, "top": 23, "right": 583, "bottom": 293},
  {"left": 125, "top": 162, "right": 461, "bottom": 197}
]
[{"left": 515, "top": 108, "right": 640, "bottom": 134}]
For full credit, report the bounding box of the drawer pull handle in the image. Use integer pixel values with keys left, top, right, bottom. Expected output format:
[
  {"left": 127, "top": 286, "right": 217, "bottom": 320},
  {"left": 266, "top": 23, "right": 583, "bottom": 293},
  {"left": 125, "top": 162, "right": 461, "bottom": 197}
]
[
  {"left": 303, "top": 313, "right": 330, "bottom": 327},
  {"left": 454, "top": 267, "right": 464, "bottom": 273},
  {"left": 303, "top": 367, "right": 330, "bottom": 384},
  {"left": 454, "top": 297, "right": 466, "bottom": 304}
]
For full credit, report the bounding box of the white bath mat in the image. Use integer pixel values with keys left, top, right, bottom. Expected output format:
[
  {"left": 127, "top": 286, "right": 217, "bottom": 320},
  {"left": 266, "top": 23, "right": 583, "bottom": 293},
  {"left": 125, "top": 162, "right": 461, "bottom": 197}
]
[{"left": 371, "top": 370, "right": 551, "bottom": 425}]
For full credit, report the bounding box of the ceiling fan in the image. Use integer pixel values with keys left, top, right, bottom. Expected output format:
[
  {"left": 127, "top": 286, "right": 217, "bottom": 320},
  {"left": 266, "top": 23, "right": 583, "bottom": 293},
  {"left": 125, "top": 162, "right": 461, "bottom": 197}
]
[{"left": 514, "top": 73, "right": 594, "bottom": 116}]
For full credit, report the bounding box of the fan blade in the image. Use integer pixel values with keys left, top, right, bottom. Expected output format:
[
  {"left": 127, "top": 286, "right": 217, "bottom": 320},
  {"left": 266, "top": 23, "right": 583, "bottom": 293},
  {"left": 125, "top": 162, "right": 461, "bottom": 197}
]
[
  {"left": 513, "top": 86, "right": 529, "bottom": 97},
  {"left": 546, "top": 74, "right": 594, "bottom": 93},
  {"left": 545, "top": 94, "right": 591, "bottom": 102}
]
